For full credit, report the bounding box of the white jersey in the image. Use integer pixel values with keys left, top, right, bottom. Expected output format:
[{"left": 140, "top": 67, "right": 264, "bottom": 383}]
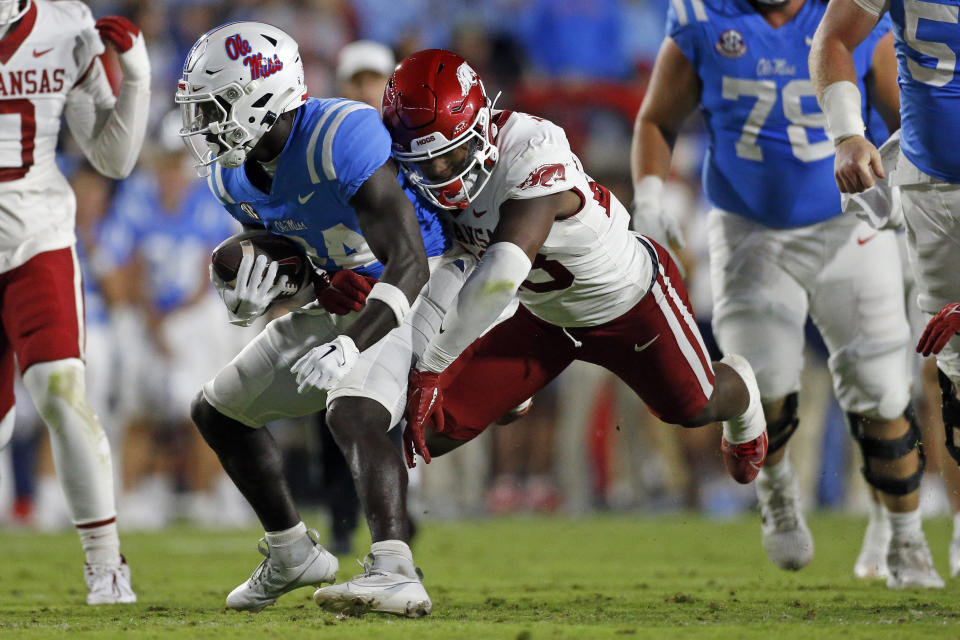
[
  {"left": 0, "top": 0, "right": 109, "bottom": 272},
  {"left": 446, "top": 110, "right": 654, "bottom": 327}
]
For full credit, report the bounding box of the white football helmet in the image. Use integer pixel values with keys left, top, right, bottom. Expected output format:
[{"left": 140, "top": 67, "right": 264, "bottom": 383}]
[
  {"left": 175, "top": 22, "right": 306, "bottom": 176},
  {"left": 0, "top": 0, "right": 30, "bottom": 25}
]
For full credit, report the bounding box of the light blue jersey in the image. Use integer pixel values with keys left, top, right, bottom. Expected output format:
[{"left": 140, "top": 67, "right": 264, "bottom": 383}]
[
  {"left": 887, "top": 0, "right": 960, "bottom": 182},
  {"left": 668, "top": 0, "right": 890, "bottom": 227},
  {"left": 100, "top": 175, "right": 236, "bottom": 313},
  {"left": 206, "top": 97, "right": 448, "bottom": 278}
]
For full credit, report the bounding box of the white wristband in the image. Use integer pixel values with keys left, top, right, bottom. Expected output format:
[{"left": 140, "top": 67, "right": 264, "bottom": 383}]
[
  {"left": 367, "top": 281, "right": 411, "bottom": 327},
  {"left": 821, "top": 81, "right": 865, "bottom": 144},
  {"left": 632, "top": 175, "right": 664, "bottom": 204}
]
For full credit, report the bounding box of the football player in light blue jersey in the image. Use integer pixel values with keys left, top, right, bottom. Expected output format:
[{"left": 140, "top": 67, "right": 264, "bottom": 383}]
[
  {"left": 812, "top": 0, "right": 960, "bottom": 581},
  {"left": 175, "top": 22, "right": 441, "bottom": 616},
  {"left": 634, "top": 0, "right": 943, "bottom": 588}
]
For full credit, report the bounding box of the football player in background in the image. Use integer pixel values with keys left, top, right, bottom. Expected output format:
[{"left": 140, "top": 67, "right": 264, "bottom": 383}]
[
  {"left": 352, "top": 50, "right": 769, "bottom": 597},
  {"left": 811, "top": 0, "right": 960, "bottom": 579},
  {"left": 633, "top": 0, "right": 941, "bottom": 588},
  {"left": 0, "top": 0, "right": 149, "bottom": 603},
  {"left": 177, "top": 22, "right": 449, "bottom": 616}
]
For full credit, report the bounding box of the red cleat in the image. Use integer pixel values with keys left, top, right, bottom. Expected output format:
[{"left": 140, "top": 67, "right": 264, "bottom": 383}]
[{"left": 721, "top": 431, "right": 768, "bottom": 484}]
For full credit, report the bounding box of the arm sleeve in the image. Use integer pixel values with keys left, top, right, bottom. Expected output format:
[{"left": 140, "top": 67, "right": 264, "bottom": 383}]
[
  {"left": 64, "top": 57, "right": 150, "bottom": 180},
  {"left": 325, "top": 104, "right": 392, "bottom": 201},
  {"left": 417, "top": 242, "right": 532, "bottom": 373},
  {"left": 853, "top": 0, "right": 889, "bottom": 17}
]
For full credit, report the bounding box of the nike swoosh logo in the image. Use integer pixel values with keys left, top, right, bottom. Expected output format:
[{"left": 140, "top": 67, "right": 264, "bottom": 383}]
[
  {"left": 805, "top": 36, "right": 814, "bottom": 46},
  {"left": 438, "top": 325, "right": 445, "bottom": 334},
  {"left": 33, "top": 48, "right": 53, "bottom": 57},
  {"left": 857, "top": 233, "right": 878, "bottom": 245},
  {"left": 319, "top": 345, "right": 336, "bottom": 359},
  {"left": 298, "top": 192, "right": 315, "bottom": 205},
  {"left": 634, "top": 334, "right": 659, "bottom": 352},
  {"left": 473, "top": 209, "right": 487, "bottom": 218}
]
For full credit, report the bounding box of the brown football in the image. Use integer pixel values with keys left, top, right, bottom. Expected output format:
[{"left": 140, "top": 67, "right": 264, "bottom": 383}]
[{"left": 211, "top": 229, "right": 308, "bottom": 299}]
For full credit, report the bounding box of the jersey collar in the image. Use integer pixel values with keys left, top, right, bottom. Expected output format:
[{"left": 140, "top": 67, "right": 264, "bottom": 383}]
[{"left": 0, "top": 1, "right": 37, "bottom": 65}]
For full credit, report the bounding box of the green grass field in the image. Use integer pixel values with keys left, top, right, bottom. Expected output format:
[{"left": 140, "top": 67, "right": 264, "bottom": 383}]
[{"left": 1, "top": 513, "right": 958, "bottom": 639}]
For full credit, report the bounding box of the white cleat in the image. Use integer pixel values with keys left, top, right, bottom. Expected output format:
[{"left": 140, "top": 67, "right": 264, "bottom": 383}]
[
  {"left": 886, "top": 538, "right": 944, "bottom": 589},
  {"left": 85, "top": 556, "right": 137, "bottom": 605},
  {"left": 313, "top": 557, "right": 431, "bottom": 618},
  {"left": 854, "top": 509, "right": 891, "bottom": 579},
  {"left": 756, "top": 468, "right": 813, "bottom": 570},
  {"left": 226, "top": 530, "right": 338, "bottom": 612}
]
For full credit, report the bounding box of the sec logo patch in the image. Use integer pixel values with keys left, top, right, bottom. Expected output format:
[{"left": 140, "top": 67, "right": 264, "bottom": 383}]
[{"left": 716, "top": 29, "right": 747, "bottom": 59}]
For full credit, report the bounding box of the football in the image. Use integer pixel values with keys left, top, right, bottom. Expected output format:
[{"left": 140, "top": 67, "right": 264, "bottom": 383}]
[{"left": 211, "top": 229, "right": 309, "bottom": 299}]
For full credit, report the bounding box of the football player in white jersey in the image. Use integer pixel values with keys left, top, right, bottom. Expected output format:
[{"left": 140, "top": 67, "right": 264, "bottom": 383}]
[
  {"left": 366, "top": 49, "right": 768, "bottom": 530},
  {"left": 812, "top": 0, "right": 960, "bottom": 579},
  {"left": 0, "top": 0, "right": 149, "bottom": 603}
]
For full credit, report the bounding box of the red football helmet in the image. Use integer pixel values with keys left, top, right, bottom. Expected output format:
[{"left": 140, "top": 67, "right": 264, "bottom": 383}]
[{"left": 382, "top": 49, "right": 498, "bottom": 210}]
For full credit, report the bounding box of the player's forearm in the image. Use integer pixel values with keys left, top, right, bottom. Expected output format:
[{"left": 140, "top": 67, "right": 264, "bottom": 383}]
[
  {"left": 631, "top": 118, "right": 675, "bottom": 184},
  {"left": 418, "top": 242, "right": 531, "bottom": 374},
  {"left": 343, "top": 248, "right": 428, "bottom": 352},
  {"left": 810, "top": 36, "right": 860, "bottom": 99}
]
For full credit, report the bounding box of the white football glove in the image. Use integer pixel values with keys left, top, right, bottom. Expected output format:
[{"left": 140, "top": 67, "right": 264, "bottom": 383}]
[
  {"left": 211, "top": 253, "right": 288, "bottom": 327},
  {"left": 632, "top": 175, "right": 685, "bottom": 250},
  {"left": 840, "top": 130, "right": 904, "bottom": 231},
  {"left": 291, "top": 335, "right": 360, "bottom": 393}
]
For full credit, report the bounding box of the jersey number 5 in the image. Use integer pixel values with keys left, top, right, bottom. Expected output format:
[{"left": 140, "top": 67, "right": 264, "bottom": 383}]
[
  {"left": 904, "top": 0, "right": 958, "bottom": 88},
  {"left": 0, "top": 99, "right": 35, "bottom": 181},
  {"left": 722, "top": 77, "right": 833, "bottom": 163}
]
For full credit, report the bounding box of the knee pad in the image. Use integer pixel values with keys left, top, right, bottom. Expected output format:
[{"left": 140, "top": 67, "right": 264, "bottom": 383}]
[
  {"left": 938, "top": 370, "right": 960, "bottom": 465},
  {"left": 848, "top": 409, "right": 925, "bottom": 496},
  {"left": 766, "top": 392, "right": 799, "bottom": 455}
]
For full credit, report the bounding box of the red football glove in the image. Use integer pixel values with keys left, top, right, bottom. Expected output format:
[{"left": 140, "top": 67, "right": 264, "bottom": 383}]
[
  {"left": 403, "top": 368, "right": 443, "bottom": 468},
  {"left": 319, "top": 270, "right": 376, "bottom": 315},
  {"left": 918, "top": 302, "right": 960, "bottom": 356},
  {"left": 95, "top": 16, "right": 139, "bottom": 53}
]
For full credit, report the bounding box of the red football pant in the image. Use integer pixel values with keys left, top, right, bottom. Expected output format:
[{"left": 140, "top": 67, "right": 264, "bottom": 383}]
[
  {"left": 0, "top": 247, "right": 84, "bottom": 416},
  {"left": 439, "top": 239, "right": 715, "bottom": 441}
]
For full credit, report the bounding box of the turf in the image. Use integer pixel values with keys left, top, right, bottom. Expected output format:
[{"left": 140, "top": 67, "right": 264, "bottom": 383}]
[{"left": 1, "top": 513, "right": 958, "bottom": 639}]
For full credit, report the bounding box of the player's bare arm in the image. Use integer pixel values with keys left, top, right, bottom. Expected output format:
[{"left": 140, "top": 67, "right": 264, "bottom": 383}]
[
  {"left": 631, "top": 37, "right": 701, "bottom": 184},
  {"left": 346, "top": 159, "right": 430, "bottom": 352},
  {"left": 810, "top": 0, "right": 885, "bottom": 193},
  {"left": 629, "top": 37, "right": 700, "bottom": 250},
  {"left": 865, "top": 32, "right": 901, "bottom": 132}
]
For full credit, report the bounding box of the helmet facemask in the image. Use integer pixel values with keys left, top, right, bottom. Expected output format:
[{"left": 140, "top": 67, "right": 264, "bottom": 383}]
[{"left": 394, "top": 105, "right": 498, "bottom": 210}]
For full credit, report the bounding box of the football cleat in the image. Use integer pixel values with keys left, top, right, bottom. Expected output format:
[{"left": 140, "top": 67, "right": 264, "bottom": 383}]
[
  {"left": 756, "top": 466, "right": 814, "bottom": 570},
  {"left": 226, "top": 530, "right": 338, "bottom": 612},
  {"left": 85, "top": 556, "right": 137, "bottom": 605},
  {"left": 313, "top": 556, "right": 431, "bottom": 618},
  {"left": 854, "top": 507, "right": 891, "bottom": 579},
  {"left": 721, "top": 431, "right": 768, "bottom": 484},
  {"left": 886, "top": 538, "right": 944, "bottom": 589}
]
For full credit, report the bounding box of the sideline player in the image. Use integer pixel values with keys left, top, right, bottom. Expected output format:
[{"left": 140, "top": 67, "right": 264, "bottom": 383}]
[
  {"left": 320, "top": 50, "right": 769, "bottom": 602},
  {"left": 811, "top": 0, "right": 960, "bottom": 581},
  {"left": 634, "top": 0, "right": 941, "bottom": 588},
  {"left": 176, "top": 22, "right": 448, "bottom": 616},
  {"left": 0, "top": 0, "right": 149, "bottom": 603}
]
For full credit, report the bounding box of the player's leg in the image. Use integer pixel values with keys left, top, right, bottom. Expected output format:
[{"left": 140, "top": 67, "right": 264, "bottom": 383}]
[
  {"left": 811, "top": 218, "right": 941, "bottom": 588},
  {"left": 0, "top": 331, "right": 14, "bottom": 453},
  {"left": 705, "top": 211, "right": 814, "bottom": 569},
  {"left": 589, "top": 235, "right": 766, "bottom": 481},
  {"left": 4, "top": 248, "right": 134, "bottom": 604},
  {"left": 195, "top": 311, "right": 343, "bottom": 611}
]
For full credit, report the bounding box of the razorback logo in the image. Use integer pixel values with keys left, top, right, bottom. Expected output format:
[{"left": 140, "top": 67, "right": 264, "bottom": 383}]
[{"left": 519, "top": 163, "right": 566, "bottom": 189}]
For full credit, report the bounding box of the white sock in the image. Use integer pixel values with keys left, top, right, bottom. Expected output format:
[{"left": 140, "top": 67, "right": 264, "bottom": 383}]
[
  {"left": 759, "top": 456, "right": 794, "bottom": 485},
  {"left": 265, "top": 522, "right": 312, "bottom": 565},
  {"left": 868, "top": 497, "right": 888, "bottom": 527},
  {"left": 953, "top": 512, "right": 960, "bottom": 541},
  {"left": 888, "top": 508, "right": 923, "bottom": 543},
  {"left": 23, "top": 360, "right": 116, "bottom": 521},
  {"left": 370, "top": 540, "right": 417, "bottom": 578},
  {"left": 78, "top": 520, "right": 121, "bottom": 566},
  {"left": 720, "top": 354, "right": 765, "bottom": 444}
]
